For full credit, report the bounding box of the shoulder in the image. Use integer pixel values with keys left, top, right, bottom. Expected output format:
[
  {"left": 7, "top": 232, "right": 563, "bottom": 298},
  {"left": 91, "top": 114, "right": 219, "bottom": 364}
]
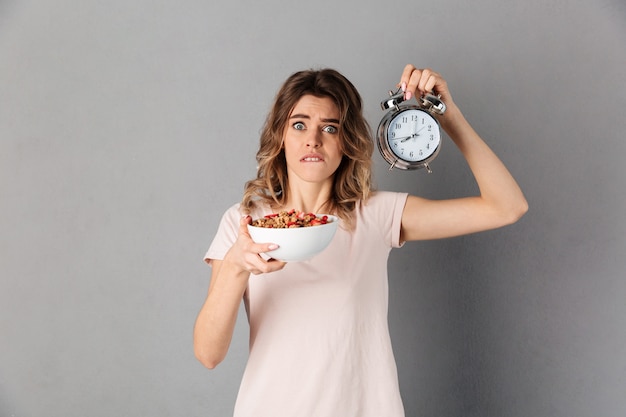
[
  {"left": 361, "top": 191, "right": 408, "bottom": 212},
  {"left": 221, "top": 203, "right": 243, "bottom": 222},
  {"left": 210, "top": 203, "right": 243, "bottom": 238},
  {"left": 220, "top": 201, "right": 272, "bottom": 219},
  {"left": 355, "top": 191, "right": 408, "bottom": 248},
  {"left": 218, "top": 201, "right": 277, "bottom": 228},
  {"left": 356, "top": 191, "right": 408, "bottom": 227}
]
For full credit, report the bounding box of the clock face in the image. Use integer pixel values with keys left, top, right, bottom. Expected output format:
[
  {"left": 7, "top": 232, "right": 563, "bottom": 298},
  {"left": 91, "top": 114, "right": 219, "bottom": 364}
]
[{"left": 387, "top": 109, "right": 440, "bottom": 162}]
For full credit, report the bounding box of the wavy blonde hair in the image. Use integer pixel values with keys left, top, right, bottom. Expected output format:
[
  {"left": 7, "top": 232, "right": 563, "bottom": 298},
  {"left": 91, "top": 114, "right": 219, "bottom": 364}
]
[{"left": 241, "top": 68, "right": 374, "bottom": 229}]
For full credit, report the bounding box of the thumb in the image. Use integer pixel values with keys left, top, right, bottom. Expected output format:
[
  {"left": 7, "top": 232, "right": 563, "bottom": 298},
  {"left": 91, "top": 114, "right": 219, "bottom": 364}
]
[{"left": 239, "top": 215, "right": 252, "bottom": 235}]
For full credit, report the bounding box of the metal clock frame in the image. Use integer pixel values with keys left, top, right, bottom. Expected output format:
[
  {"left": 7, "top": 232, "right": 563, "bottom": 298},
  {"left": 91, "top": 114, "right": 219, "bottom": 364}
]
[{"left": 377, "top": 89, "right": 446, "bottom": 172}]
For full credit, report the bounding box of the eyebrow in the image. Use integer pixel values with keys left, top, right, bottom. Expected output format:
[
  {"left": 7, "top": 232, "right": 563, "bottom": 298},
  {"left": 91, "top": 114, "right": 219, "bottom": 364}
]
[{"left": 289, "top": 114, "right": 340, "bottom": 124}]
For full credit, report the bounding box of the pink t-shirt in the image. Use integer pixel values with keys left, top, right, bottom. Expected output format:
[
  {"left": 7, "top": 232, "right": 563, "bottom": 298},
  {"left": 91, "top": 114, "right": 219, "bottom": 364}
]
[{"left": 205, "top": 191, "right": 409, "bottom": 417}]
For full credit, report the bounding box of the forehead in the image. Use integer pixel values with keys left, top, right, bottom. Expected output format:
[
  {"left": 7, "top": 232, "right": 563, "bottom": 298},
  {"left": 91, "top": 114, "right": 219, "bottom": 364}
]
[{"left": 290, "top": 95, "right": 339, "bottom": 118}]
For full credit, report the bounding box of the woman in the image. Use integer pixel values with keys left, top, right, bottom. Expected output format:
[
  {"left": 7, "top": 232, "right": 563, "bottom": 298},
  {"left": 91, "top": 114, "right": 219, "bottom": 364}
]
[{"left": 194, "top": 65, "right": 528, "bottom": 416}]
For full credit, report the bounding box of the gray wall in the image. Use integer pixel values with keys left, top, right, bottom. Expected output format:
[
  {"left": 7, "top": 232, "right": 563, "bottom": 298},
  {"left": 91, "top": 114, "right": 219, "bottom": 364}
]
[{"left": 1, "top": 0, "right": 625, "bottom": 416}]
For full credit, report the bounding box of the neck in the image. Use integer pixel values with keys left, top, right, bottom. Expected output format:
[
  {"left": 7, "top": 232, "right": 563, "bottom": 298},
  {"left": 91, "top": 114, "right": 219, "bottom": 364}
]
[{"left": 284, "top": 179, "right": 333, "bottom": 214}]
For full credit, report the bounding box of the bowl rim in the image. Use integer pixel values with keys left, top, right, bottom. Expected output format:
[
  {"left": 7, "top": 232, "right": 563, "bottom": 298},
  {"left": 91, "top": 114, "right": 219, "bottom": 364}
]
[{"left": 247, "top": 213, "right": 339, "bottom": 230}]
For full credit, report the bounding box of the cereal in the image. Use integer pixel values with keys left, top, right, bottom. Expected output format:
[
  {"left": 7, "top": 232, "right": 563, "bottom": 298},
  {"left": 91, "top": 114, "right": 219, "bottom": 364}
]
[{"left": 251, "top": 209, "right": 331, "bottom": 228}]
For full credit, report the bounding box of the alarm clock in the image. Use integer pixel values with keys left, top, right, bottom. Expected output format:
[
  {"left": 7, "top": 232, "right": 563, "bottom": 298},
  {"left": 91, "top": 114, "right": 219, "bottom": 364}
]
[{"left": 377, "top": 88, "right": 446, "bottom": 172}]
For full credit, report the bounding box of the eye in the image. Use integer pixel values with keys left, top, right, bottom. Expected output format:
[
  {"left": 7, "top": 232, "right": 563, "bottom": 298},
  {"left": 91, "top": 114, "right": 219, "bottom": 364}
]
[
  {"left": 292, "top": 122, "right": 306, "bottom": 130},
  {"left": 322, "top": 125, "right": 338, "bottom": 134}
]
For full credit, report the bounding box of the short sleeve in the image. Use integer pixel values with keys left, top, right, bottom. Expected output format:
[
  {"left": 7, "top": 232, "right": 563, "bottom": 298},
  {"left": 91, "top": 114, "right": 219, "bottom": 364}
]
[
  {"left": 203, "top": 204, "right": 243, "bottom": 265},
  {"left": 389, "top": 192, "right": 408, "bottom": 248},
  {"left": 359, "top": 191, "right": 408, "bottom": 249}
]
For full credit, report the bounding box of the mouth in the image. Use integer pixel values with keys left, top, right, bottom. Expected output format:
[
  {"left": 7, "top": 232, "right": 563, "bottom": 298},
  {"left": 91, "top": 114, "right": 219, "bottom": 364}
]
[{"left": 300, "top": 154, "right": 324, "bottom": 162}]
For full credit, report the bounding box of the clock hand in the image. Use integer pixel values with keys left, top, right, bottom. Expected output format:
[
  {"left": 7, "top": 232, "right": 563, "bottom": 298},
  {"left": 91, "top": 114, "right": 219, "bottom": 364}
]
[
  {"left": 400, "top": 127, "right": 427, "bottom": 142},
  {"left": 393, "top": 124, "right": 428, "bottom": 142},
  {"left": 402, "top": 120, "right": 418, "bottom": 143},
  {"left": 391, "top": 135, "right": 412, "bottom": 141},
  {"left": 396, "top": 124, "right": 428, "bottom": 142}
]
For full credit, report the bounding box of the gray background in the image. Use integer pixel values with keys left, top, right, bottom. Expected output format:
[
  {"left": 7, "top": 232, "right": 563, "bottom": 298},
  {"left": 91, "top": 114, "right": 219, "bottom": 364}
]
[{"left": 1, "top": 0, "right": 625, "bottom": 416}]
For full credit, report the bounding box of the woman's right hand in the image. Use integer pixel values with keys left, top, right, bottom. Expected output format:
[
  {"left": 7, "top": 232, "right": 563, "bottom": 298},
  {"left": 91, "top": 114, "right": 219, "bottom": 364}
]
[
  {"left": 194, "top": 215, "right": 286, "bottom": 368},
  {"left": 223, "top": 215, "right": 287, "bottom": 276}
]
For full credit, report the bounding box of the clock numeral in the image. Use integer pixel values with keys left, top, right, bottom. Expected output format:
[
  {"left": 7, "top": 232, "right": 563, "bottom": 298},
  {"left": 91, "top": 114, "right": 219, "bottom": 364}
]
[
  {"left": 401, "top": 116, "right": 408, "bottom": 123},
  {"left": 395, "top": 123, "right": 402, "bottom": 130}
]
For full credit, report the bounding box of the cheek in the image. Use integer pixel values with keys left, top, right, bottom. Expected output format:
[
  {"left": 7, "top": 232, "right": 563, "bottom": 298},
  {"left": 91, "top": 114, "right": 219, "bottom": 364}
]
[
  {"left": 282, "top": 141, "right": 299, "bottom": 164},
  {"left": 330, "top": 138, "right": 345, "bottom": 158}
]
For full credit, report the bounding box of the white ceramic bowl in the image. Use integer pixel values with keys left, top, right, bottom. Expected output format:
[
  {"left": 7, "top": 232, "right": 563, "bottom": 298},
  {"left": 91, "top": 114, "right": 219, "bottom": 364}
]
[{"left": 247, "top": 215, "right": 339, "bottom": 262}]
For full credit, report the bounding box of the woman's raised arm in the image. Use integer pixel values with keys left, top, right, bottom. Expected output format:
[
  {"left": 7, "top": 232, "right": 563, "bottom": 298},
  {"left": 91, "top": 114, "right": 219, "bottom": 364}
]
[{"left": 398, "top": 66, "right": 528, "bottom": 241}]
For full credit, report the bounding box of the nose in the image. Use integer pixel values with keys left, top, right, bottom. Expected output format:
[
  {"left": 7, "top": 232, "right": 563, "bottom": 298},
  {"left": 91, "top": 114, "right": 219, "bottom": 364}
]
[{"left": 306, "top": 129, "right": 322, "bottom": 148}]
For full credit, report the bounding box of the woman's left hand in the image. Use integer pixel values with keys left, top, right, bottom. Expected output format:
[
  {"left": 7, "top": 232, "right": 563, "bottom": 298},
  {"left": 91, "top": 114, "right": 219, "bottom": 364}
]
[{"left": 398, "top": 65, "right": 454, "bottom": 110}]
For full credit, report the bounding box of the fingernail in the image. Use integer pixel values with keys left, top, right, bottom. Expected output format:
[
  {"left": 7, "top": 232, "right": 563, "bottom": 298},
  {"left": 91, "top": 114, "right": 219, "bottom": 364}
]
[
  {"left": 268, "top": 244, "right": 279, "bottom": 250},
  {"left": 405, "top": 91, "right": 412, "bottom": 101},
  {"left": 401, "top": 82, "right": 407, "bottom": 92}
]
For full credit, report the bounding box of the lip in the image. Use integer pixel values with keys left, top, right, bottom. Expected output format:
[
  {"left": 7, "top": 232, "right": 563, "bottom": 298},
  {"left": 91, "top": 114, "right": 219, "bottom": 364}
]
[{"left": 300, "top": 153, "right": 325, "bottom": 162}]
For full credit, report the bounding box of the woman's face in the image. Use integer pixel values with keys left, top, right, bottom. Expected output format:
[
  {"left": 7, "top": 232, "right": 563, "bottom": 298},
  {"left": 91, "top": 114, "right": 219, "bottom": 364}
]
[{"left": 282, "top": 95, "right": 343, "bottom": 185}]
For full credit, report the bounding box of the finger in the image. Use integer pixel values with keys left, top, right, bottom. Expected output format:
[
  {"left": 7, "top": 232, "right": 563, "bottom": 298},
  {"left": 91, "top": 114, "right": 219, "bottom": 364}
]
[
  {"left": 260, "top": 242, "right": 279, "bottom": 252},
  {"left": 416, "top": 68, "right": 432, "bottom": 94},
  {"left": 424, "top": 75, "right": 438, "bottom": 94},
  {"left": 247, "top": 240, "right": 281, "bottom": 261},
  {"left": 264, "top": 258, "right": 287, "bottom": 272},
  {"left": 240, "top": 215, "right": 277, "bottom": 252},
  {"left": 249, "top": 256, "right": 287, "bottom": 275},
  {"left": 236, "top": 216, "right": 279, "bottom": 259},
  {"left": 405, "top": 68, "right": 423, "bottom": 100},
  {"left": 399, "top": 64, "right": 416, "bottom": 91},
  {"left": 420, "top": 69, "right": 441, "bottom": 95},
  {"left": 242, "top": 241, "right": 281, "bottom": 269}
]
